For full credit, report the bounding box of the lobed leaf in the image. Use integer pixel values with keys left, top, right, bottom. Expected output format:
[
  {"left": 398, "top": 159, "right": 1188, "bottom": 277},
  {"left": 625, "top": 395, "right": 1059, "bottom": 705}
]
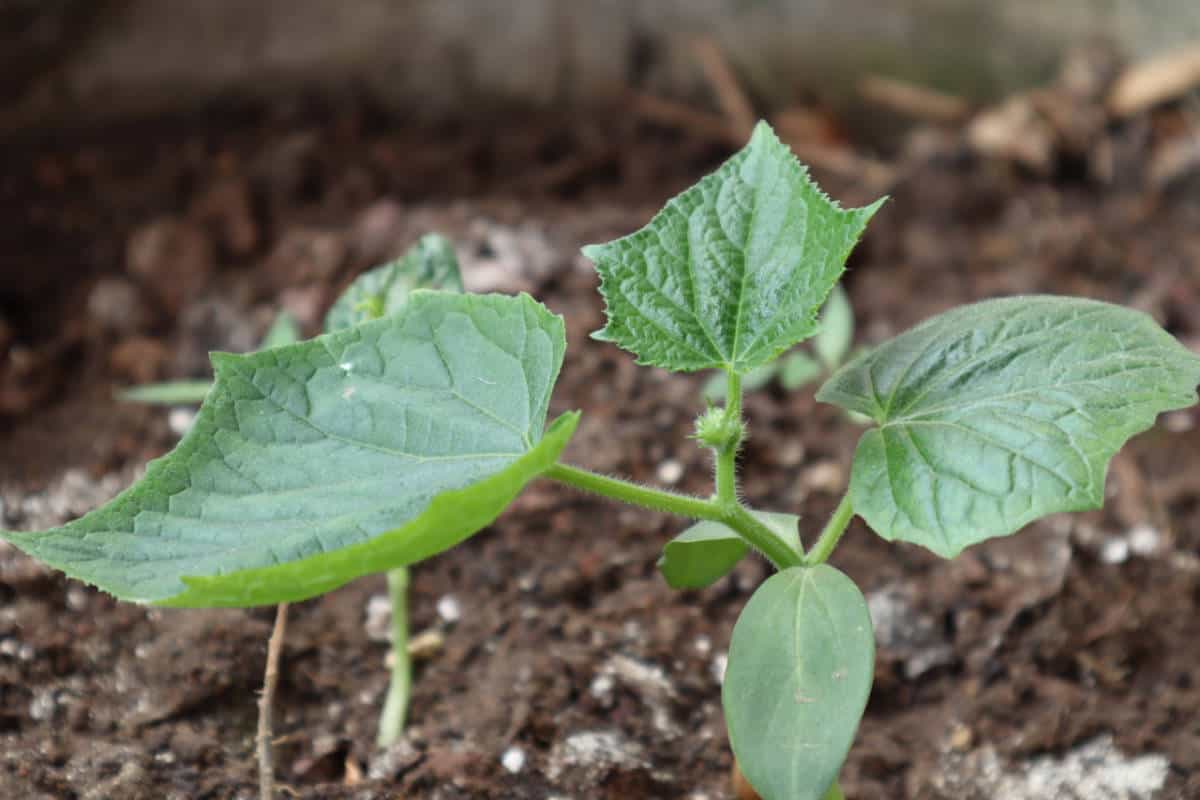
[
  {"left": 817, "top": 296, "right": 1200, "bottom": 557},
  {"left": 724, "top": 565, "right": 874, "bottom": 800},
  {"left": 586, "top": 122, "right": 883, "bottom": 375},
  {"left": 658, "top": 511, "right": 799, "bottom": 589},
  {"left": 324, "top": 233, "right": 463, "bottom": 333},
  {"left": 3, "top": 291, "right": 572, "bottom": 606}
]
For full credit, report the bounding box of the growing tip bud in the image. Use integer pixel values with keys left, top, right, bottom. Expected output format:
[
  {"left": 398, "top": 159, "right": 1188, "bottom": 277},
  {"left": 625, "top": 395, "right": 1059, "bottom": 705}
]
[{"left": 694, "top": 405, "right": 746, "bottom": 452}]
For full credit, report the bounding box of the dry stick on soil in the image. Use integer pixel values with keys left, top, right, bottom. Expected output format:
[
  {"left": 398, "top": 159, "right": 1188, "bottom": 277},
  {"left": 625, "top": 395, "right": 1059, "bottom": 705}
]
[
  {"left": 858, "top": 74, "right": 970, "bottom": 123},
  {"left": 690, "top": 36, "right": 757, "bottom": 138},
  {"left": 629, "top": 89, "right": 897, "bottom": 192},
  {"left": 258, "top": 602, "right": 290, "bottom": 800}
]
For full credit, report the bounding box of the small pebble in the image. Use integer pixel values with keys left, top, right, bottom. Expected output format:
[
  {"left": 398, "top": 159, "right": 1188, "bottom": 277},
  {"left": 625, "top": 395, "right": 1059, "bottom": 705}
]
[
  {"left": 589, "top": 673, "right": 615, "bottom": 701},
  {"left": 437, "top": 595, "right": 462, "bottom": 624},
  {"left": 501, "top": 745, "right": 526, "bottom": 774},
  {"left": 168, "top": 408, "right": 197, "bottom": 436},
  {"left": 693, "top": 635, "right": 712, "bottom": 655},
  {"left": 802, "top": 461, "right": 844, "bottom": 493},
  {"left": 711, "top": 652, "right": 729, "bottom": 685},
  {"left": 656, "top": 459, "right": 684, "bottom": 485},
  {"left": 1100, "top": 537, "right": 1130, "bottom": 565},
  {"left": 1164, "top": 410, "right": 1194, "bottom": 433},
  {"left": 66, "top": 587, "right": 89, "bottom": 611},
  {"left": 1127, "top": 524, "right": 1161, "bottom": 557},
  {"left": 407, "top": 629, "right": 445, "bottom": 659},
  {"left": 948, "top": 724, "right": 974, "bottom": 751},
  {"left": 364, "top": 594, "right": 392, "bottom": 642}
]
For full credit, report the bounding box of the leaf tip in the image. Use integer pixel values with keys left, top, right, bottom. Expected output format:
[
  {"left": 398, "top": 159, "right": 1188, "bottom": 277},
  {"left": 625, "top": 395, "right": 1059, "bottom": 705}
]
[{"left": 580, "top": 243, "right": 605, "bottom": 262}]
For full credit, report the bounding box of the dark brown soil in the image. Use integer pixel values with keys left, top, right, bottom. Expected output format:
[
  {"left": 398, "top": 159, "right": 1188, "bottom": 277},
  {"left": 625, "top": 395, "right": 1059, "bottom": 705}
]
[{"left": 2, "top": 85, "right": 1200, "bottom": 799}]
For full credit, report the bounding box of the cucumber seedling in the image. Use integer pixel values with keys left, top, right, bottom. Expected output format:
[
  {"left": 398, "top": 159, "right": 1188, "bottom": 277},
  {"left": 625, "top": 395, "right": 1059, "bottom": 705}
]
[{"left": 6, "top": 124, "right": 1199, "bottom": 800}]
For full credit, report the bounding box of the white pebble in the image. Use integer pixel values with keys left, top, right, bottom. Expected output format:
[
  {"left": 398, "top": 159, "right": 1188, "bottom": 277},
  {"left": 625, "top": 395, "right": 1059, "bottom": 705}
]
[
  {"left": 501, "top": 746, "right": 526, "bottom": 774},
  {"left": 364, "top": 594, "right": 392, "bottom": 642},
  {"left": 1100, "top": 537, "right": 1129, "bottom": 565},
  {"left": 1128, "top": 524, "right": 1161, "bottom": 557},
  {"left": 589, "top": 672, "right": 615, "bottom": 699},
  {"left": 65, "top": 587, "right": 89, "bottom": 611},
  {"left": 656, "top": 459, "right": 684, "bottom": 485},
  {"left": 711, "top": 652, "right": 728, "bottom": 685},
  {"left": 167, "top": 408, "right": 197, "bottom": 436},
  {"left": 693, "top": 635, "right": 712, "bottom": 655},
  {"left": 437, "top": 595, "right": 462, "bottom": 624}
]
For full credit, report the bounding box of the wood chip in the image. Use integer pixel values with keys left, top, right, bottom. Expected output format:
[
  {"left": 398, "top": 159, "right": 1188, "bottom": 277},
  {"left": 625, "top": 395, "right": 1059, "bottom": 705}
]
[
  {"left": 967, "top": 95, "right": 1055, "bottom": 173},
  {"left": 1108, "top": 44, "right": 1200, "bottom": 117}
]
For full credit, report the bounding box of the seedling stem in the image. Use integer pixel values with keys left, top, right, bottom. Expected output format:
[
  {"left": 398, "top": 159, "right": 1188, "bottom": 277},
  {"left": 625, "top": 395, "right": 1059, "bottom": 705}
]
[
  {"left": 377, "top": 567, "right": 412, "bottom": 747},
  {"left": 804, "top": 493, "right": 855, "bottom": 566}
]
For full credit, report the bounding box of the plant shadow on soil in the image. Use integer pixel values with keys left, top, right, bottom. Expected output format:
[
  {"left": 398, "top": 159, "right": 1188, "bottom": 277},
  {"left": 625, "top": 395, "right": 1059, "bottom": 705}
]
[{"left": 1, "top": 105, "right": 1200, "bottom": 798}]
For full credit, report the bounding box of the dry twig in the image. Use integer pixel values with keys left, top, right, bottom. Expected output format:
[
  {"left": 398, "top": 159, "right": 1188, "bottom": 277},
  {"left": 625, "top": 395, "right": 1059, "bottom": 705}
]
[
  {"left": 859, "top": 74, "right": 969, "bottom": 123},
  {"left": 258, "top": 602, "right": 290, "bottom": 800},
  {"left": 690, "top": 36, "right": 757, "bottom": 137}
]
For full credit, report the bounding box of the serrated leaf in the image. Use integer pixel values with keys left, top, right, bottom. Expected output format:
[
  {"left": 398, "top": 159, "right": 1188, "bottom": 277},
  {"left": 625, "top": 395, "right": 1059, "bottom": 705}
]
[
  {"left": 658, "top": 511, "right": 798, "bottom": 589},
  {"left": 814, "top": 285, "right": 853, "bottom": 370},
  {"left": 724, "top": 565, "right": 874, "bottom": 800},
  {"left": 817, "top": 296, "right": 1200, "bottom": 557},
  {"left": 585, "top": 121, "right": 883, "bottom": 374},
  {"left": 324, "top": 233, "right": 463, "bottom": 333},
  {"left": 3, "top": 292, "right": 572, "bottom": 606},
  {"left": 779, "top": 351, "right": 823, "bottom": 391}
]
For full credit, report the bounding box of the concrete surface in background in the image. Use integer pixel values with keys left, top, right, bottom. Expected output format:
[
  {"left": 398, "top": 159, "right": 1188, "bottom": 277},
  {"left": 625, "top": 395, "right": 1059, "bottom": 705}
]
[{"left": 5, "top": 0, "right": 1200, "bottom": 130}]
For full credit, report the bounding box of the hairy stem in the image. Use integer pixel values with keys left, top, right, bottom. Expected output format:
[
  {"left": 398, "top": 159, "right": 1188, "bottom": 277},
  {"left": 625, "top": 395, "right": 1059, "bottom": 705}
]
[
  {"left": 545, "top": 463, "right": 720, "bottom": 520},
  {"left": 715, "top": 370, "right": 742, "bottom": 507},
  {"left": 804, "top": 492, "right": 855, "bottom": 565},
  {"left": 377, "top": 566, "right": 412, "bottom": 748},
  {"left": 258, "top": 602, "right": 289, "bottom": 800},
  {"left": 723, "top": 503, "right": 805, "bottom": 567},
  {"left": 545, "top": 463, "right": 803, "bottom": 570}
]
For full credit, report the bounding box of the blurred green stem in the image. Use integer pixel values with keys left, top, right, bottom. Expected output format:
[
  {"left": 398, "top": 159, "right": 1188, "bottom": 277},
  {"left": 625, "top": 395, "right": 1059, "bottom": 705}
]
[{"left": 376, "top": 567, "right": 411, "bottom": 747}]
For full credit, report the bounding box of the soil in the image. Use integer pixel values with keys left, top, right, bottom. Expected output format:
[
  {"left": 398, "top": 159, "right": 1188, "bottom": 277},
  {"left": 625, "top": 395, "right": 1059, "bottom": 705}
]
[{"left": 2, "top": 78, "right": 1200, "bottom": 798}]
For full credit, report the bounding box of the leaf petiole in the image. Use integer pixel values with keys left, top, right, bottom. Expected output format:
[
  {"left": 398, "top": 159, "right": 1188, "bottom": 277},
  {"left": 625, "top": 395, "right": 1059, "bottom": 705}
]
[
  {"left": 544, "top": 463, "right": 803, "bottom": 570},
  {"left": 377, "top": 566, "right": 411, "bottom": 748},
  {"left": 803, "top": 492, "right": 855, "bottom": 566}
]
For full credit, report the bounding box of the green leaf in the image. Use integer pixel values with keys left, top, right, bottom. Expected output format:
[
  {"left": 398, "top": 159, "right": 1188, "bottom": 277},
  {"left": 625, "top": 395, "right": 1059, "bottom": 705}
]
[
  {"left": 817, "top": 296, "right": 1200, "bottom": 557},
  {"left": 814, "top": 285, "right": 853, "bottom": 370},
  {"left": 724, "top": 565, "right": 874, "bottom": 800},
  {"left": 325, "top": 233, "right": 463, "bottom": 333},
  {"left": 779, "top": 351, "right": 823, "bottom": 391},
  {"left": 4, "top": 292, "right": 573, "bottom": 606},
  {"left": 120, "top": 380, "right": 214, "bottom": 405},
  {"left": 658, "top": 511, "right": 798, "bottom": 589},
  {"left": 585, "top": 121, "right": 884, "bottom": 375},
  {"left": 704, "top": 362, "right": 778, "bottom": 400},
  {"left": 261, "top": 310, "right": 302, "bottom": 348}
]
